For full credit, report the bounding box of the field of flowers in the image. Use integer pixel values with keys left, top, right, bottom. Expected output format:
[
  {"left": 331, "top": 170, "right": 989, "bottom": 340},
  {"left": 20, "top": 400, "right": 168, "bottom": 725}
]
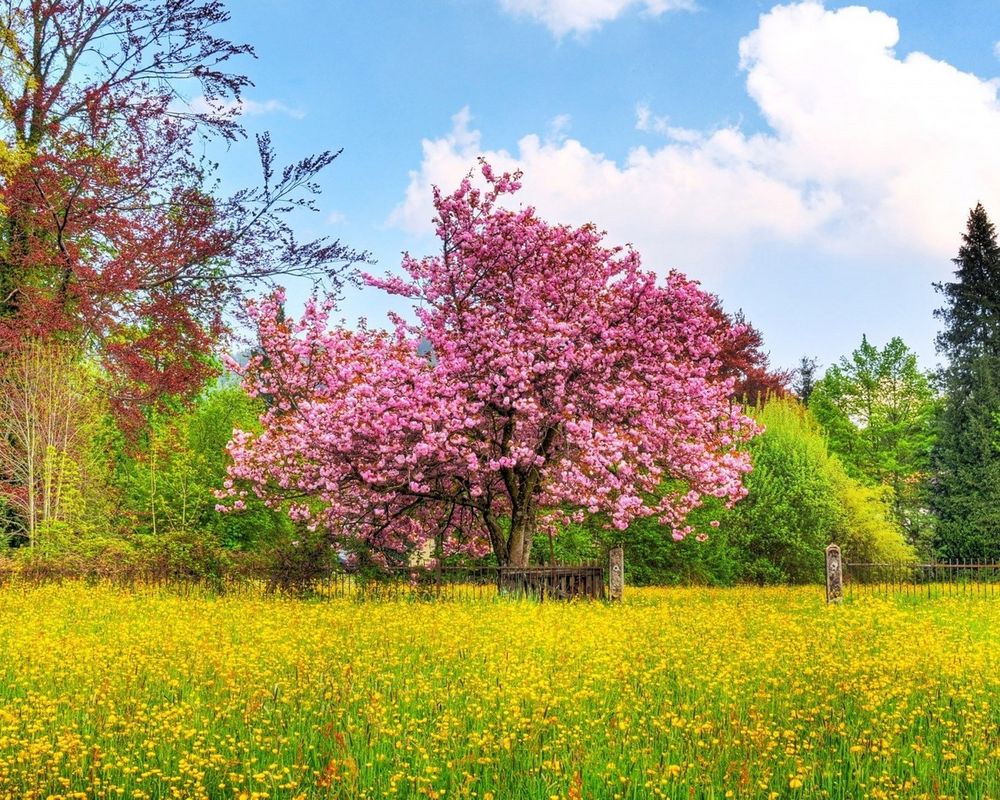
[{"left": 0, "top": 584, "right": 997, "bottom": 800}]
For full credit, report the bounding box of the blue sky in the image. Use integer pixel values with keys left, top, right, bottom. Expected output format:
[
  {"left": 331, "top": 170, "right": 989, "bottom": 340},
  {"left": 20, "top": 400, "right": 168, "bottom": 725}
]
[{"left": 207, "top": 0, "right": 1000, "bottom": 375}]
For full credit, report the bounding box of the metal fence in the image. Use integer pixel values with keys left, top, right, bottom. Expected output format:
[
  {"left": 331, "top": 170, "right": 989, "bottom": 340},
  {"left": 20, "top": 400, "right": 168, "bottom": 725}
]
[
  {"left": 0, "top": 562, "right": 608, "bottom": 602},
  {"left": 844, "top": 560, "right": 1000, "bottom": 598}
]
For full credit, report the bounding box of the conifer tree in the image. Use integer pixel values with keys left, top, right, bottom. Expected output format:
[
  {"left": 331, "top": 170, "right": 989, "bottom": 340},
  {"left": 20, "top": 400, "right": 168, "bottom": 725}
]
[
  {"left": 794, "top": 356, "right": 819, "bottom": 405},
  {"left": 931, "top": 204, "right": 1000, "bottom": 558}
]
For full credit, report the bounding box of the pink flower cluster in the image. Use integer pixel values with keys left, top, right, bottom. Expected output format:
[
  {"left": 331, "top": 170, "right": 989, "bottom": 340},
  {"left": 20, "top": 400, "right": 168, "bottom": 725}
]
[{"left": 220, "top": 162, "right": 758, "bottom": 564}]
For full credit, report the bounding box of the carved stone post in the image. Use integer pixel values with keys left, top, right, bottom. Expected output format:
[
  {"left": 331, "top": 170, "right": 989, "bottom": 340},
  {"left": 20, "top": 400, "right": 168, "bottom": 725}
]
[
  {"left": 609, "top": 546, "right": 624, "bottom": 602},
  {"left": 826, "top": 543, "right": 843, "bottom": 603}
]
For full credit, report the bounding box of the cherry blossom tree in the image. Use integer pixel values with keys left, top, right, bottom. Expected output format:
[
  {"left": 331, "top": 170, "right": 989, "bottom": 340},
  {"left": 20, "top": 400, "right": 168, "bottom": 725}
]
[{"left": 222, "top": 164, "right": 758, "bottom": 567}]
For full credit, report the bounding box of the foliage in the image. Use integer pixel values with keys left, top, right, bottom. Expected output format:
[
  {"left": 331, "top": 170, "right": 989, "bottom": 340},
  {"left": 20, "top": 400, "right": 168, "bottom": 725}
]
[
  {"left": 7, "top": 538, "right": 141, "bottom": 581},
  {"left": 723, "top": 399, "right": 842, "bottom": 583},
  {"left": 810, "top": 335, "right": 937, "bottom": 552},
  {"left": 793, "top": 356, "right": 819, "bottom": 405},
  {"left": 4, "top": 529, "right": 242, "bottom": 582},
  {"left": 709, "top": 304, "right": 792, "bottom": 405},
  {"left": 0, "top": 341, "right": 116, "bottom": 548},
  {"left": 534, "top": 493, "right": 743, "bottom": 586},
  {"left": 723, "top": 399, "right": 912, "bottom": 583},
  {"left": 829, "top": 471, "right": 915, "bottom": 565},
  {"left": 535, "top": 398, "right": 913, "bottom": 586},
  {"left": 0, "top": 0, "right": 364, "bottom": 424},
  {"left": 608, "top": 499, "right": 743, "bottom": 586},
  {"left": 931, "top": 204, "right": 1000, "bottom": 559},
  {"left": 0, "top": 583, "right": 997, "bottom": 797},
  {"left": 255, "top": 525, "right": 344, "bottom": 594},
  {"left": 114, "top": 382, "right": 290, "bottom": 549},
  {"left": 0, "top": 377, "right": 295, "bottom": 578},
  {"left": 223, "top": 163, "right": 758, "bottom": 567}
]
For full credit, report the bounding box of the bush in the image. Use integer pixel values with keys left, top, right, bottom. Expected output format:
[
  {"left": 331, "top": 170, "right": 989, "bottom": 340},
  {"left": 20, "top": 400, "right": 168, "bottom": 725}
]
[
  {"left": 614, "top": 398, "right": 914, "bottom": 585},
  {"left": 725, "top": 399, "right": 913, "bottom": 583},
  {"left": 830, "top": 474, "right": 914, "bottom": 564},
  {"left": 732, "top": 400, "right": 845, "bottom": 582}
]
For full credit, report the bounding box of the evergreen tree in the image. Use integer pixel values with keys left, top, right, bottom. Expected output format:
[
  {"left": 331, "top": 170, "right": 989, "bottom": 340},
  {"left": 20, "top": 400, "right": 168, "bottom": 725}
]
[
  {"left": 794, "top": 356, "right": 819, "bottom": 405},
  {"left": 931, "top": 204, "right": 1000, "bottom": 559}
]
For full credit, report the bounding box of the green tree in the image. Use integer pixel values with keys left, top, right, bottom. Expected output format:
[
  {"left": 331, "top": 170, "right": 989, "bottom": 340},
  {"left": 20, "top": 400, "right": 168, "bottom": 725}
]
[
  {"left": 810, "top": 336, "right": 937, "bottom": 552},
  {"left": 931, "top": 204, "right": 1000, "bottom": 559},
  {"left": 726, "top": 399, "right": 911, "bottom": 583},
  {"left": 726, "top": 399, "right": 840, "bottom": 582},
  {"left": 0, "top": 342, "right": 118, "bottom": 549},
  {"left": 539, "top": 494, "right": 740, "bottom": 586},
  {"left": 116, "top": 382, "right": 291, "bottom": 556}
]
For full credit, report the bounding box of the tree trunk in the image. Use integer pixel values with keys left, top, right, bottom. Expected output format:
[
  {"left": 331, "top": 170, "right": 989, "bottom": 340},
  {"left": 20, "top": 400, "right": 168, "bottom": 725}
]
[
  {"left": 482, "top": 480, "right": 539, "bottom": 568},
  {"left": 506, "top": 507, "right": 535, "bottom": 568}
]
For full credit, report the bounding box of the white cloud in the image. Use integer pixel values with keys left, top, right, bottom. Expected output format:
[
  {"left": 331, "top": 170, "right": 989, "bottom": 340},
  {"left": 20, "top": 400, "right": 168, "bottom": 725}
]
[
  {"left": 635, "top": 102, "right": 701, "bottom": 141},
  {"left": 547, "top": 113, "right": 572, "bottom": 142},
  {"left": 391, "top": 107, "right": 839, "bottom": 275},
  {"left": 498, "top": 0, "right": 695, "bottom": 37},
  {"left": 634, "top": 102, "right": 668, "bottom": 134},
  {"left": 177, "top": 95, "right": 306, "bottom": 120},
  {"left": 393, "top": 2, "right": 1000, "bottom": 276},
  {"left": 239, "top": 99, "right": 306, "bottom": 119},
  {"left": 737, "top": 1, "right": 1000, "bottom": 258},
  {"left": 327, "top": 210, "right": 346, "bottom": 225}
]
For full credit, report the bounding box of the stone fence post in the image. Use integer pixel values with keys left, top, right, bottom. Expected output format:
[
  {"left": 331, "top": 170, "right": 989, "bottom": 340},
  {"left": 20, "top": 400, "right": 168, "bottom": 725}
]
[
  {"left": 609, "top": 546, "right": 624, "bottom": 602},
  {"left": 825, "top": 543, "right": 843, "bottom": 603}
]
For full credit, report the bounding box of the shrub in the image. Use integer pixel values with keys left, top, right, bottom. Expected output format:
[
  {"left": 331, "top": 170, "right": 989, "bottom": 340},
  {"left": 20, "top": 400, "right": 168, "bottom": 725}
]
[{"left": 725, "top": 399, "right": 912, "bottom": 583}]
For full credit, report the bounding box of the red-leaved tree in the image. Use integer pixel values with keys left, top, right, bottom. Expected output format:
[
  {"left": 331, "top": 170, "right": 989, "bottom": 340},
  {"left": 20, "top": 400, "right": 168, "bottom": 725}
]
[
  {"left": 710, "top": 304, "right": 792, "bottom": 405},
  {"left": 220, "top": 164, "right": 758, "bottom": 567},
  {"left": 0, "top": 0, "right": 364, "bottom": 423}
]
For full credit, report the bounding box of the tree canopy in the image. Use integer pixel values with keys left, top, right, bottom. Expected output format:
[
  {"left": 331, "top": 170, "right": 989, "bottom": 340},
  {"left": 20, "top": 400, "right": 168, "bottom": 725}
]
[
  {"left": 725, "top": 398, "right": 913, "bottom": 583},
  {"left": 0, "top": 0, "right": 363, "bottom": 423},
  {"left": 810, "top": 335, "right": 936, "bottom": 550},
  {"left": 221, "top": 164, "right": 758, "bottom": 567}
]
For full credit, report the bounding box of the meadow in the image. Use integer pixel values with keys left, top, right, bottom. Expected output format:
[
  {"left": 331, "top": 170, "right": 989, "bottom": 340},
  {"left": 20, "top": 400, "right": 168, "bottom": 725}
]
[{"left": 0, "top": 584, "right": 997, "bottom": 800}]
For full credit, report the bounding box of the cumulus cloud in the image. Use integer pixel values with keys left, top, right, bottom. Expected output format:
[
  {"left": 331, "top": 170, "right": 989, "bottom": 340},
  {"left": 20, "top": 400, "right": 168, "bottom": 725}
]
[
  {"left": 635, "top": 102, "right": 701, "bottom": 142},
  {"left": 738, "top": 2, "right": 1000, "bottom": 258},
  {"left": 498, "top": 0, "right": 695, "bottom": 37},
  {"left": 391, "top": 106, "right": 837, "bottom": 275},
  {"left": 393, "top": 2, "right": 1000, "bottom": 276}
]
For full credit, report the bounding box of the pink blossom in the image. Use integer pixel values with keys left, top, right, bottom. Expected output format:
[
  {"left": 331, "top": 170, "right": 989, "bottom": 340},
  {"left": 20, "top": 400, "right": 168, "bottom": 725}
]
[{"left": 220, "top": 161, "right": 757, "bottom": 565}]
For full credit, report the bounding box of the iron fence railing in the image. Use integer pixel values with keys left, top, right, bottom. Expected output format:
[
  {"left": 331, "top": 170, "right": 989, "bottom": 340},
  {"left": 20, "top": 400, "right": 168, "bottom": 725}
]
[{"left": 844, "top": 560, "right": 1000, "bottom": 598}]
